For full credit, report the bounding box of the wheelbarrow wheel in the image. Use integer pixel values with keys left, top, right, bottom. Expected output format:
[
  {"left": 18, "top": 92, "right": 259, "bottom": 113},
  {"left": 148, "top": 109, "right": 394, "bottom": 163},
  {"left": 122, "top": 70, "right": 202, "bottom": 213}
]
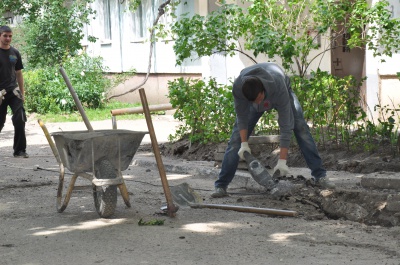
[{"left": 93, "top": 159, "right": 118, "bottom": 218}]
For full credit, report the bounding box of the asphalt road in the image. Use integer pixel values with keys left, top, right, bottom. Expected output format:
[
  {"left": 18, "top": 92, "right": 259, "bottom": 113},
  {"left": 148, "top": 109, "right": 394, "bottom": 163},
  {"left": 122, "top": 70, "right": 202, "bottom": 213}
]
[{"left": 0, "top": 115, "right": 399, "bottom": 265}]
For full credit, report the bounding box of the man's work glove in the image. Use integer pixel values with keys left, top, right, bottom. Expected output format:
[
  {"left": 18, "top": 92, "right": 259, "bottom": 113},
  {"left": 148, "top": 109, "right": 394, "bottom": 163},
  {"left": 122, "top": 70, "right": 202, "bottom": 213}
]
[
  {"left": 0, "top": 89, "right": 6, "bottom": 106},
  {"left": 273, "top": 159, "right": 290, "bottom": 176},
  {"left": 238, "top": 142, "right": 251, "bottom": 160},
  {"left": 13, "top": 88, "right": 24, "bottom": 101}
]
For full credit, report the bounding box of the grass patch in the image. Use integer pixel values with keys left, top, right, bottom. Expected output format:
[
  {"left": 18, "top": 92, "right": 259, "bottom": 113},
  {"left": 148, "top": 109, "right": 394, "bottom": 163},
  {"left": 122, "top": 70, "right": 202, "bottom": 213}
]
[{"left": 35, "top": 101, "right": 146, "bottom": 122}]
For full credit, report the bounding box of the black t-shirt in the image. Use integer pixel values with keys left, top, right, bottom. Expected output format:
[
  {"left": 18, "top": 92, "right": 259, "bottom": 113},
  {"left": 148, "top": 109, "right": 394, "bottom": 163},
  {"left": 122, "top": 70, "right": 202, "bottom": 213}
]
[{"left": 0, "top": 46, "right": 24, "bottom": 92}]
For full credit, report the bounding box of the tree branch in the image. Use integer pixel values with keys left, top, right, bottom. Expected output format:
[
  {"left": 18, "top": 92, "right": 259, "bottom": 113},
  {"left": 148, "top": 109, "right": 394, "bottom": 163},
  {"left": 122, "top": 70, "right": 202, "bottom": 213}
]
[
  {"left": 108, "top": 0, "right": 172, "bottom": 100},
  {"left": 208, "top": 48, "right": 257, "bottom": 64}
]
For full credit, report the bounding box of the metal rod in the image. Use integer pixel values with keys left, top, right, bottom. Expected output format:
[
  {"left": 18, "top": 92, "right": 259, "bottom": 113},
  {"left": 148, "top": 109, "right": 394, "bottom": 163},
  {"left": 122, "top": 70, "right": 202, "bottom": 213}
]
[
  {"left": 59, "top": 67, "right": 94, "bottom": 131},
  {"left": 189, "top": 203, "right": 298, "bottom": 217},
  {"left": 139, "top": 88, "right": 178, "bottom": 217},
  {"left": 177, "top": 194, "right": 297, "bottom": 217}
]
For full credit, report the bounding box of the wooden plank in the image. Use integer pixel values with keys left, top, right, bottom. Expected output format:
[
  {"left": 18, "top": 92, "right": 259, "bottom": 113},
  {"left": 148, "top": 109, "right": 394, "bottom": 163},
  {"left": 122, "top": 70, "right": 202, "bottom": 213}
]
[{"left": 111, "top": 103, "right": 174, "bottom": 116}]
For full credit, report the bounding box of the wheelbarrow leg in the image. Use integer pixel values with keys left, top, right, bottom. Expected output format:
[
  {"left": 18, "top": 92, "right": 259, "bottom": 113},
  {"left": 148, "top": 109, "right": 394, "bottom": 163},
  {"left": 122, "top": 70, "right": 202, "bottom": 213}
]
[
  {"left": 57, "top": 173, "right": 78, "bottom": 213},
  {"left": 37, "top": 119, "right": 78, "bottom": 213},
  {"left": 118, "top": 182, "right": 131, "bottom": 208},
  {"left": 116, "top": 171, "right": 131, "bottom": 207}
]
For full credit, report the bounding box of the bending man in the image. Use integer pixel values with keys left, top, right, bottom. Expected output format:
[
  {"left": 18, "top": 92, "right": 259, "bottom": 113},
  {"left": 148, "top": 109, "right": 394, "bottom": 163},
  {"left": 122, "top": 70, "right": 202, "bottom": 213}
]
[{"left": 212, "top": 63, "right": 334, "bottom": 198}]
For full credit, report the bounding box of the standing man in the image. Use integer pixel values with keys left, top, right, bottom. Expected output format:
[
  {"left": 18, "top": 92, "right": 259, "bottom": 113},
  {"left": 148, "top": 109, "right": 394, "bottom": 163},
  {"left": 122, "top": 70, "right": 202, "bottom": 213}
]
[
  {"left": 0, "top": 25, "right": 28, "bottom": 158},
  {"left": 212, "top": 62, "right": 334, "bottom": 198}
]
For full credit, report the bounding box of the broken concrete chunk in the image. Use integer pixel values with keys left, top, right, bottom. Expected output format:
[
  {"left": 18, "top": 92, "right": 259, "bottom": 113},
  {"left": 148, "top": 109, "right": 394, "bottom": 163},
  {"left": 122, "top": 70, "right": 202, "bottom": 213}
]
[{"left": 322, "top": 198, "right": 368, "bottom": 222}]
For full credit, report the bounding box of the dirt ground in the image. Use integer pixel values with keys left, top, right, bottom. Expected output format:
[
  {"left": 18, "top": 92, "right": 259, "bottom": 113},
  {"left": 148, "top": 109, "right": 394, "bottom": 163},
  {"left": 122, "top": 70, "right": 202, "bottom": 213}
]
[
  {"left": 160, "top": 137, "right": 400, "bottom": 227},
  {"left": 1, "top": 114, "right": 400, "bottom": 265},
  {"left": 160, "top": 137, "right": 400, "bottom": 174}
]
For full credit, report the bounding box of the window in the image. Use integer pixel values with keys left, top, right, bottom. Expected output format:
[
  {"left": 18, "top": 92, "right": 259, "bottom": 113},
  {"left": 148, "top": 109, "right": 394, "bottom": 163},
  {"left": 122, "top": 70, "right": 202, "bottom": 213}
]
[
  {"left": 131, "top": 0, "right": 176, "bottom": 40},
  {"left": 131, "top": 2, "right": 146, "bottom": 39},
  {"left": 100, "top": 0, "right": 112, "bottom": 40},
  {"left": 131, "top": 0, "right": 161, "bottom": 40}
]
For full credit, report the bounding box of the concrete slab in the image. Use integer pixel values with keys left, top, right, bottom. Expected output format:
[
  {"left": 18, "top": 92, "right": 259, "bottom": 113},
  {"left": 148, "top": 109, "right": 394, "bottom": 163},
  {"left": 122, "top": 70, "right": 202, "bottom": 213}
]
[{"left": 361, "top": 172, "right": 400, "bottom": 190}]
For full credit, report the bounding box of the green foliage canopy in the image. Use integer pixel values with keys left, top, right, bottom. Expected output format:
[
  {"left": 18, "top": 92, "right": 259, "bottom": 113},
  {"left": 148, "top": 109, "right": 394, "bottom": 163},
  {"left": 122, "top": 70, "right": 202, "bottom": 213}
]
[
  {"left": 171, "top": 0, "right": 400, "bottom": 76},
  {"left": 0, "top": 0, "right": 96, "bottom": 68},
  {"left": 168, "top": 77, "right": 236, "bottom": 144},
  {"left": 24, "top": 54, "right": 110, "bottom": 114}
]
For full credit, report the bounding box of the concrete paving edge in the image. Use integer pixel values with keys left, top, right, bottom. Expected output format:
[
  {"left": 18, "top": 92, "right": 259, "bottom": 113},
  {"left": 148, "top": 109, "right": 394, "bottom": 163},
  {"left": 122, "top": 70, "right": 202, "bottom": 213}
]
[{"left": 132, "top": 153, "right": 311, "bottom": 192}]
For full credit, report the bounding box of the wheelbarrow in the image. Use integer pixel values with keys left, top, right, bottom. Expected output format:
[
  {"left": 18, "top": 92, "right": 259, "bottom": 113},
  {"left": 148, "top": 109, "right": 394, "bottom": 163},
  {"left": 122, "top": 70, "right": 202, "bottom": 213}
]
[
  {"left": 39, "top": 125, "right": 147, "bottom": 218},
  {"left": 38, "top": 67, "right": 148, "bottom": 218},
  {"left": 45, "top": 125, "right": 147, "bottom": 218}
]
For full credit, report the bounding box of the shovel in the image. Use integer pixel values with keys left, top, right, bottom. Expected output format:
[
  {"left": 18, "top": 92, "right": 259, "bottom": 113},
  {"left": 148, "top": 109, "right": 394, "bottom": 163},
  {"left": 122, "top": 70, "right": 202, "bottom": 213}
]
[{"left": 170, "top": 183, "right": 298, "bottom": 217}]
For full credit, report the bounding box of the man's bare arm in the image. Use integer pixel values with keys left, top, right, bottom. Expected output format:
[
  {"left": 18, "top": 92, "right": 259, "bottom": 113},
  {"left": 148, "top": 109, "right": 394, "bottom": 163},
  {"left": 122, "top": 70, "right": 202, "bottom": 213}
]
[{"left": 16, "top": 70, "right": 24, "bottom": 95}]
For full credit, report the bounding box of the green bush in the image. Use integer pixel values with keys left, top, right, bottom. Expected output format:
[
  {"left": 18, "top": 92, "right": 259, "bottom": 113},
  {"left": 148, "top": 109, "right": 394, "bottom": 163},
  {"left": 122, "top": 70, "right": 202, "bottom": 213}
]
[
  {"left": 168, "top": 77, "right": 279, "bottom": 144},
  {"left": 168, "top": 70, "right": 400, "bottom": 154},
  {"left": 292, "top": 70, "right": 366, "bottom": 148},
  {"left": 24, "top": 54, "right": 110, "bottom": 114},
  {"left": 292, "top": 70, "right": 400, "bottom": 154},
  {"left": 168, "top": 77, "right": 236, "bottom": 144}
]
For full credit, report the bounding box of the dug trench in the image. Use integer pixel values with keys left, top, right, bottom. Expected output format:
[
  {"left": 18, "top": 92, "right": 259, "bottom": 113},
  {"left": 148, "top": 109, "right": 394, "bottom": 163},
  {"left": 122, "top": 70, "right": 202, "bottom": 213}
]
[{"left": 158, "top": 138, "right": 400, "bottom": 227}]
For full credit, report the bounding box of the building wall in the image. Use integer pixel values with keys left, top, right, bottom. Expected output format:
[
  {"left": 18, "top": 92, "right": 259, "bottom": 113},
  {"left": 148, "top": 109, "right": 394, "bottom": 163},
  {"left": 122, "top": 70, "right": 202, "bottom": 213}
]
[
  {"left": 366, "top": 0, "right": 400, "bottom": 121},
  {"left": 109, "top": 73, "right": 202, "bottom": 105},
  {"left": 82, "top": 0, "right": 399, "bottom": 118},
  {"left": 82, "top": 0, "right": 203, "bottom": 105}
]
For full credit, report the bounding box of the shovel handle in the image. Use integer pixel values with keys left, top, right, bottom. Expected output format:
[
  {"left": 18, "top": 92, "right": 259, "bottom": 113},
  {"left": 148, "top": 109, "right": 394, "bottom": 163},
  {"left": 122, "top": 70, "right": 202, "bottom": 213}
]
[
  {"left": 59, "top": 67, "right": 93, "bottom": 132},
  {"left": 139, "top": 88, "right": 178, "bottom": 217}
]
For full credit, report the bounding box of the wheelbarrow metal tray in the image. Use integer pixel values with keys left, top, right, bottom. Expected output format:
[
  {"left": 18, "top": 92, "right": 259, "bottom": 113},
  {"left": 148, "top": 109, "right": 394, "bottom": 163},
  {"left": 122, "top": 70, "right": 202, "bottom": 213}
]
[{"left": 51, "top": 129, "right": 147, "bottom": 173}]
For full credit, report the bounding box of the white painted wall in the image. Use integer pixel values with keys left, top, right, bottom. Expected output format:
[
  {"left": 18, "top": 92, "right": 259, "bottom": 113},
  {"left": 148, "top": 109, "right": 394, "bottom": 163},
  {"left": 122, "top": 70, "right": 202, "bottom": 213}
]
[
  {"left": 366, "top": 0, "right": 400, "bottom": 121},
  {"left": 81, "top": 0, "right": 204, "bottom": 104},
  {"left": 84, "top": 0, "right": 201, "bottom": 74},
  {"left": 81, "top": 0, "right": 399, "bottom": 114}
]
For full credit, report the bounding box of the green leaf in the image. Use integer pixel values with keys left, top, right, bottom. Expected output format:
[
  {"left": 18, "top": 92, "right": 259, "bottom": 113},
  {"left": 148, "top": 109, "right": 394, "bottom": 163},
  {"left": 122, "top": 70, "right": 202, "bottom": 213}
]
[{"left": 138, "top": 218, "right": 165, "bottom": 226}]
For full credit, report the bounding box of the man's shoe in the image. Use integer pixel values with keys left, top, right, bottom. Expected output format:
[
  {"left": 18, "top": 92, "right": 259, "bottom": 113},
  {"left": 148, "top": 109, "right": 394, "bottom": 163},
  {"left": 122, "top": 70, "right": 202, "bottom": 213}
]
[
  {"left": 211, "top": 187, "right": 228, "bottom": 198},
  {"left": 315, "top": 176, "right": 335, "bottom": 189},
  {"left": 14, "top": 151, "right": 29, "bottom": 158}
]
